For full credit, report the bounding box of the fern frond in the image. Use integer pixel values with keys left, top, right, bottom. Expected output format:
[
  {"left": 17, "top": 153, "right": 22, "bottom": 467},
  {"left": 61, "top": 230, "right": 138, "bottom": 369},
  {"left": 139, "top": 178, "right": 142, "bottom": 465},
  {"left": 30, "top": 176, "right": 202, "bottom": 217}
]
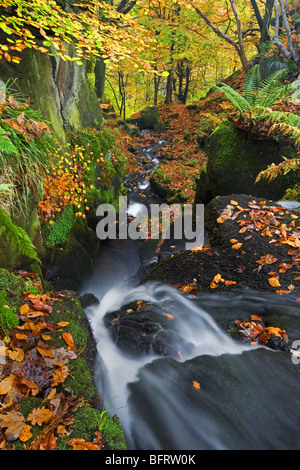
[
  {"left": 0, "top": 206, "right": 40, "bottom": 263},
  {"left": 244, "top": 64, "right": 261, "bottom": 106},
  {"left": 256, "top": 158, "right": 300, "bottom": 183},
  {"left": 212, "top": 83, "right": 251, "bottom": 118},
  {"left": 256, "top": 69, "right": 290, "bottom": 107}
]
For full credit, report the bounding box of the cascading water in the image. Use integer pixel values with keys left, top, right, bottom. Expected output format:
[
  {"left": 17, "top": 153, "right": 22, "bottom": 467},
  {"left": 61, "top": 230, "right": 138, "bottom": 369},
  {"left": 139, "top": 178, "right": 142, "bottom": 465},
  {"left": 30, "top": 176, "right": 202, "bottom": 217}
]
[{"left": 80, "top": 134, "right": 300, "bottom": 450}]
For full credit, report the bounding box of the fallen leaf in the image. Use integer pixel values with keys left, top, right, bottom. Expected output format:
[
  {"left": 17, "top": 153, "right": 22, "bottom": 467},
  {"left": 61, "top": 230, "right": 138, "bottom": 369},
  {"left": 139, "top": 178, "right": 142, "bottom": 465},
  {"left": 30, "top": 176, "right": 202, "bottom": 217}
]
[
  {"left": 268, "top": 277, "right": 281, "bottom": 287},
  {"left": 19, "top": 424, "right": 33, "bottom": 443},
  {"left": 232, "top": 243, "right": 243, "bottom": 249},
  {"left": 19, "top": 304, "right": 30, "bottom": 315},
  {"left": 166, "top": 314, "right": 174, "bottom": 320},
  {"left": 67, "top": 438, "right": 101, "bottom": 450},
  {"left": 0, "top": 374, "right": 15, "bottom": 395},
  {"left": 0, "top": 410, "right": 25, "bottom": 441},
  {"left": 192, "top": 380, "right": 201, "bottom": 390},
  {"left": 27, "top": 407, "right": 55, "bottom": 426},
  {"left": 8, "top": 347, "right": 24, "bottom": 362},
  {"left": 62, "top": 332, "right": 74, "bottom": 348},
  {"left": 51, "top": 365, "right": 69, "bottom": 386}
]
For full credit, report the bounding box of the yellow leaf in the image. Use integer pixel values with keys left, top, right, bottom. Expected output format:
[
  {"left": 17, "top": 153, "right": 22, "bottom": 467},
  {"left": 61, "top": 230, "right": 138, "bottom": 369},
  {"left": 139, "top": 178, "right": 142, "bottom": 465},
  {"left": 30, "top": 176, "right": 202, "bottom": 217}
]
[
  {"left": 0, "top": 374, "right": 15, "bottom": 395},
  {"left": 166, "top": 314, "right": 174, "bottom": 320},
  {"left": 192, "top": 380, "right": 201, "bottom": 390},
  {"left": 8, "top": 347, "right": 24, "bottom": 362},
  {"left": 232, "top": 243, "right": 243, "bottom": 249},
  {"left": 268, "top": 277, "right": 281, "bottom": 287},
  {"left": 57, "top": 321, "right": 69, "bottom": 327},
  {"left": 19, "top": 304, "right": 30, "bottom": 315}
]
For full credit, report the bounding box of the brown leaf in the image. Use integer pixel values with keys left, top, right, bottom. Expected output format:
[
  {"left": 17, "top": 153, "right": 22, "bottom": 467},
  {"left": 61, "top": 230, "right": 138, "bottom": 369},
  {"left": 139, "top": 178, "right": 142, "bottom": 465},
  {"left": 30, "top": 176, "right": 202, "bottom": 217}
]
[
  {"left": 62, "top": 332, "right": 74, "bottom": 348},
  {"left": 67, "top": 438, "right": 102, "bottom": 450},
  {"left": 51, "top": 365, "right": 69, "bottom": 387},
  {"left": 27, "top": 407, "right": 55, "bottom": 426},
  {"left": 0, "top": 374, "right": 15, "bottom": 395},
  {"left": 232, "top": 243, "right": 243, "bottom": 250},
  {"left": 268, "top": 277, "right": 281, "bottom": 287},
  {"left": 0, "top": 410, "right": 25, "bottom": 441},
  {"left": 19, "top": 424, "right": 33, "bottom": 443},
  {"left": 8, "top": 347, "right": 24, "bottom": 362}
]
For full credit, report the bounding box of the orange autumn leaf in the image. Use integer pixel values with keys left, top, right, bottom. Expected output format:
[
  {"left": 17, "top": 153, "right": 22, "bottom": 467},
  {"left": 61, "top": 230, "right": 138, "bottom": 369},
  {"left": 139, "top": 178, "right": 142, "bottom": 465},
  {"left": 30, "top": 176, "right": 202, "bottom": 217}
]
[
  {"left": 67, "top": 438, "right": 101, "bottom": 450},
  {"left": 256, "top": 254, "right": 277, "bottom": 265},
  {"left": 51, "top": 365, "right": 69, "bottom": 386},
  {"left": 268, "top": 277, "right": 281, "bottom": 287},
  {"left": 0, "top": 410, "right": 26, "bottom": 441},
  {"left": 57, "top": 321, "right": 69, "bottom": 327},
  {"left": 37, "top": 347, "right": 54, "bottom": 358},
  {"left": 224, "top": 280, "right": 236, "bottom": 286},
  {"left": 0, "top": 374, "right": 15, "bottom": 395},
  {"left": 259, "top": 327, "right": 288, "bottom": 345},
  {"left": 19, "top": 424, "right": 33, "bottom": 443},
  {"left": 19, "top": 304, "right": 30, "bottom": 315},
  {"left": 192, "top": 380, "right": 201, "bottom": 390},
  {"left": 62, "top": 332, "right": 74, "bottom": 348},
  {"left": 41, "top": 334, "right": 53, "bottom": 341},
  {"left": 166, "top": 314, "right": 174, "bottom": 320},
  {"left": 231, "top": 243, "right": 243, "bottom": 249},
  {"left": 8, "top": 347, "right": 24, "bottom": 362},
  {"left": 213, "top": 273, "right": 224, "bottom": 283},
  {"left": 179, "top": 282, "right": 197, "bottom": 293},
  {"left": 27, "top": 407, "right": 55, "bottom": 426},
  {"left": 250, "top": 315, "right": 263, "bottom": 322}
]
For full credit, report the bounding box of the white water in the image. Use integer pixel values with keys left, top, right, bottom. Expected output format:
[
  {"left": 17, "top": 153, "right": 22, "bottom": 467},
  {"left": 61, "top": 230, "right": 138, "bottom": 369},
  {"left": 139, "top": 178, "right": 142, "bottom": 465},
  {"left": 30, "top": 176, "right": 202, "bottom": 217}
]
[
  {"left": 81, "top": 251, "right": 258, "bottom": 448},
  {"left": 79, "top": 138, "right": 300, "bottom": 450}
]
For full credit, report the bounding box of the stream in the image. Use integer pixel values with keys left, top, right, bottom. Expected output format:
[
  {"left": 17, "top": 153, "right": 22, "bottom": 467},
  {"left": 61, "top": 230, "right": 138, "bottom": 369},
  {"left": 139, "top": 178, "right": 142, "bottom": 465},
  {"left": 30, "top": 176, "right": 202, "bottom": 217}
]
[{"left": 80, "top": 133, "right": 300, "bottom": 450}]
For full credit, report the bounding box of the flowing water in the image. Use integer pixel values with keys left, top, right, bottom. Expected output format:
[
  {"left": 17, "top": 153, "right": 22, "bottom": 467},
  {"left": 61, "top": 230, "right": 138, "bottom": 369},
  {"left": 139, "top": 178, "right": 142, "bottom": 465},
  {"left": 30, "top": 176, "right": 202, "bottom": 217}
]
[{"left": 80, "top": 134, "right": 300, "bottom": 450}]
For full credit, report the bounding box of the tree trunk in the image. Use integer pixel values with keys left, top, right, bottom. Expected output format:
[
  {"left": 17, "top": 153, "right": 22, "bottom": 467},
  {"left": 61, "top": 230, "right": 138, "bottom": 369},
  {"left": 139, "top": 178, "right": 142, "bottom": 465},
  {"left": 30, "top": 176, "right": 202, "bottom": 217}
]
[
  {"left": 259, "top": 0, "right": 274, "bottom": 45},
  {"left": 165, "top": 68, "right": 173, "bottom": 104}
]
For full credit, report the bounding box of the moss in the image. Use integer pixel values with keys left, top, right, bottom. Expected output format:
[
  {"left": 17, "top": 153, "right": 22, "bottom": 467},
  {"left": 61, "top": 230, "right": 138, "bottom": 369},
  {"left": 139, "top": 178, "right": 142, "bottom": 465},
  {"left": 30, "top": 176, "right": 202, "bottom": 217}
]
[
  {"left": 100, "top": 414, "right": 127, "bottom": 450},
  {"left": 45, "top": 206, "right": 76, "bottom": 248},
  {"left": 56, "top": 405, "right": 102, "bottom": 448},
  {"left": 65, "top": 356, "right": 96, "bottom": 401},
  {"left": 0, "top": 268, "right": 26, "bottom": 295},
  {"left": 207, "top": 119, "right": 298, "bottom": 200}
]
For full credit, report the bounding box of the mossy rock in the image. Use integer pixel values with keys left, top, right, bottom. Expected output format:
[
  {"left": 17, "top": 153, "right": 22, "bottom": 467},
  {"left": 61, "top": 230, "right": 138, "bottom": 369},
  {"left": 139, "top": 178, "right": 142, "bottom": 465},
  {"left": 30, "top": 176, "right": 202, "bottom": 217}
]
[
  {"left": 100, "top": 414, "right": 127, "bottom": 450},
  {"left": 0, "top": 268, "right": 27, "bottom": 295},
  {"left": 140, "top": 106, "right": 160, "bottom": 129},
  {"left": 0, "top": 268, "right": 127, "bottom": 450},
  {"left": 204, "top": 120, "right": 298, "bottom": 201}
]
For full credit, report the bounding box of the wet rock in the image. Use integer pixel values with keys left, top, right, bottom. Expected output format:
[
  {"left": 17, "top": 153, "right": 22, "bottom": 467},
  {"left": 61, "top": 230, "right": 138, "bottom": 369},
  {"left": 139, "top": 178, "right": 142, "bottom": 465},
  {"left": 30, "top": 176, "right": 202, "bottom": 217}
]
[
  {"left": 195, "top": 120, "right": 297, "bottom": 205},
  {"left": 104, "top": 303, "right": 193, "bottom": 359},
  {"left": 128, "top": 348, "right": 300, "bottom": 449},
  {"left": 144, "top": 194, "right": 300, "bottom": 297},
  {"left": 78, "top": 293, "right": 100, "bottom": 309}
]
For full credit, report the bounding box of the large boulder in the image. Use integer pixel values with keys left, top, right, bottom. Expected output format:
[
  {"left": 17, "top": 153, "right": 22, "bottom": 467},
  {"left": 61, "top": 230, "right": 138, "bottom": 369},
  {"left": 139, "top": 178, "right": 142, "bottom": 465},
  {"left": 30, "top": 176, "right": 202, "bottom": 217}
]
[
  {"left": 144, "top": 194, "right": 300, "bottom": 297},
  {"left": 128, "top": 348, "right": 300, "bottom": 450},
  {"left": 196, "top": 120, "right": 297, "bottom": 204},
  {"left": 126, "top": 106, "right": 160, "bottom": 130},
  {"left": 0, "top": 45, "right": 102, "bottom": 144}
]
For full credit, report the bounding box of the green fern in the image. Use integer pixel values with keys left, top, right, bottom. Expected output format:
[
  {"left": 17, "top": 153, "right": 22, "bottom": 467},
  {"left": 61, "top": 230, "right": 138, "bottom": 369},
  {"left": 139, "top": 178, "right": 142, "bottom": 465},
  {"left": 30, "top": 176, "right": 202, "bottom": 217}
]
[
  {"left": 0, "top": 290, "right": 19, "bottom": 336},
  {"left": 0, "top": 206, "right": 40, "bottom": 263},
  {"left": 212, "top": 83, "right": 251, "bottom": 118},
  {"left": 213, "top": 64, "right": 299, "bottom": 144}
]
